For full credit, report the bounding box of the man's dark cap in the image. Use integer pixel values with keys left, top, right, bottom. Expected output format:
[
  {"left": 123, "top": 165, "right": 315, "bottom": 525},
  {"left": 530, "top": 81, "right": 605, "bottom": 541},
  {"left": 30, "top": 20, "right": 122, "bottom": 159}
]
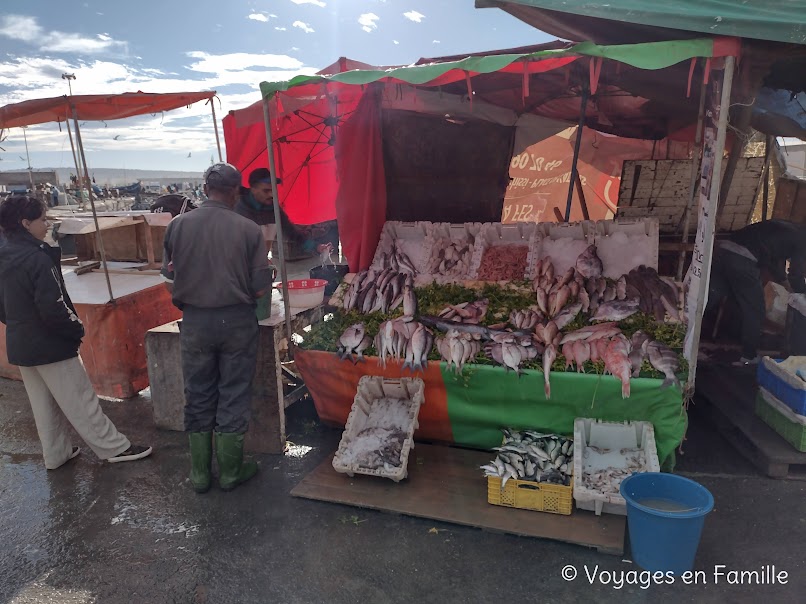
[{"left": 204, "top": 163, "right": 242, "bottom": 188}]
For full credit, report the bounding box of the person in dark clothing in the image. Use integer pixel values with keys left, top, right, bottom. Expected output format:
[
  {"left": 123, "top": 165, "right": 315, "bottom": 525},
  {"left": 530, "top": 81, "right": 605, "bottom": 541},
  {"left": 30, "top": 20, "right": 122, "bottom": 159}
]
[
  {"left": 707, "top": 219, "right": 806, "bottom": 365},
  {"left": 235, "top": 167, "right": 333, "bottom": 256},
  {"left": 0, "top": 195, "right": 152, "bottom": 469},
  {"left": 162, "top": 163, "right": 273, "bottom": 493}
]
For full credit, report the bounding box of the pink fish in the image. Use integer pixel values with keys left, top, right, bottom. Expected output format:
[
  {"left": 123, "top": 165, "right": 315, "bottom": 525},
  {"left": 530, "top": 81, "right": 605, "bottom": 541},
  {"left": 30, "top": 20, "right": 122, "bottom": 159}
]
[
  {"left": 562, "top": 342, "right": 575, "bottom": 370},
  {"left": 572, "top": 341, "right": 591, "bottom": 373},
  {"left": 594, "top": 338, "right": 611, "bottom": 368},
  {"left": 536, "top": 287, "right": 548, "bottom": 316},
  {"left": 604, "top": 335, "right": 632, "bottom": 398}
]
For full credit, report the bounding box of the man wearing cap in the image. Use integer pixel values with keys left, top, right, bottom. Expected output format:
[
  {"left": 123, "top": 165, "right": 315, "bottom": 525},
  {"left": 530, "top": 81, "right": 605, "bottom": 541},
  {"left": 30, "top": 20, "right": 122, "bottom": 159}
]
[
  {"left": 236, "top": 167, "right": 334, "bottom": 256},
  {"left": 161, "top": 162, "right": 273, "bottom": 493}
]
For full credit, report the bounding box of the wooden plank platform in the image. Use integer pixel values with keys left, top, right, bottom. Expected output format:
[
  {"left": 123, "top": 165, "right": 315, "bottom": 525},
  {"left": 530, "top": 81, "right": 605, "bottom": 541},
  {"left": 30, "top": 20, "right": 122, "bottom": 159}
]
[
  {"left": 291, "top": 443, "right": 626, "bottom": 554},
  {"left": 696, "top": 365, "right": 806, "bottom": 480}
]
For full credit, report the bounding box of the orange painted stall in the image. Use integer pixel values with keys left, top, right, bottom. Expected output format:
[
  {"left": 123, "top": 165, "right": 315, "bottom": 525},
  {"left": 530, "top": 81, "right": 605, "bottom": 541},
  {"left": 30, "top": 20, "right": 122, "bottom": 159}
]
[{"left": 0, "top": 271, "right": 181, "bottom": 399}]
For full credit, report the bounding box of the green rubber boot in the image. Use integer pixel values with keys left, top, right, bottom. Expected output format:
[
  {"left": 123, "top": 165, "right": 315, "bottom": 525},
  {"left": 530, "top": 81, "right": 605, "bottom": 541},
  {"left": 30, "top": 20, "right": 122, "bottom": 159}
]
[
  {"left": 215, "top": 432, "right": 258, "bottom": 491},
  {"left": 188, "top": 432, "right": 213, "bottom": 494}
]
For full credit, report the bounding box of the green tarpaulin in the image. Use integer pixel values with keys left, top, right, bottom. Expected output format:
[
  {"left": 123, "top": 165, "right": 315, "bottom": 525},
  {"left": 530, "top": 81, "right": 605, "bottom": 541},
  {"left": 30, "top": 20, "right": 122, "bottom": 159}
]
[
  {"left": 260, "top": 38, "right": 723, "bottom": 98},
  {"left": 441, "top": 365, "right": 687, "bottom": 470},
  {"left": 478, "top": 0, "right": 806, "bottom": 45}
]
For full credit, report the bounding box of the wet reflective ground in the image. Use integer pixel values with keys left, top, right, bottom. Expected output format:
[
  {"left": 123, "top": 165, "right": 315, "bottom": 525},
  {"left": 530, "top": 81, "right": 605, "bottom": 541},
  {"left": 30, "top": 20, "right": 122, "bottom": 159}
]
[{"left": 1, "top": 378, "right": 804, "bottom": 603}]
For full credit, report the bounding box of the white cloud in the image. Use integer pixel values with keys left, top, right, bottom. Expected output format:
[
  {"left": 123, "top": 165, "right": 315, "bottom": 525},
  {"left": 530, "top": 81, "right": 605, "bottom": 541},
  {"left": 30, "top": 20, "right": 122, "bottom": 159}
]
[
  {"left": 403, "top": 11, "right": 425, "bottom": 23},
  {"left": 275, "top": 27, "right": 287, "bottom": 31},
  {"left": 393, "top": 40, "right": 399, "bottom": 45},
  {"left": 359, "top": 13, "right": 379, "bottom": 33},
  {"left": 0, "top": 15, "right": 45, "bottom": 42},
  {"left": 248, "top": 13, "right": 269, "bottom": 22},
  {"left": 0, "top": 15, "right": 125, "bottom": 55},
  {"left": 432, "top": 40, "right": 440, "bottom": 44},
  {"left": 292, "top": 21, "right": 315, "bottom": 34},
  {"left": 290, "top": 0, "right": 326, "bottom": 6}
]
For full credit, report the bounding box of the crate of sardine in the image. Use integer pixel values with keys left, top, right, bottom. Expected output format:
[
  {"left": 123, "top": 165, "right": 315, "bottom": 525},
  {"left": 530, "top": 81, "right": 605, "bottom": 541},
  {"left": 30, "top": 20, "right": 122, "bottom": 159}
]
[
  {"left": 332, "top": 376, "right": 425, "bottom": 482},
  {"left": 369, "top": 221, "right": 431, "bottom": 276},
  {"left": 572, "top": 418, "right": 660, "bottom": 516},
  {"left": 481, "top": 429, "right": 574, "bottom": 515}
]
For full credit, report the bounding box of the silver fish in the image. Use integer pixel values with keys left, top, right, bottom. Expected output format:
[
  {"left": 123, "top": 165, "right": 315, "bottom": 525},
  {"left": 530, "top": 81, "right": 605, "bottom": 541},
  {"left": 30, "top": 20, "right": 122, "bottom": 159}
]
[
  {"left": 603, "top": 284, "right": 617, "bottom": 303},
  {"left": 354, "top": 335, "right": 371, "bottom": 363},
  {"left": 338, "top": 323, "right": 365, "bottom": 361},
  {"left": 629, "top": 331, "right": 650, "bottom": 377},
  {"left": 616, "top": 275, "right": 627, "bottom": 300},
  {"left": 553, "top": 301, "right": 582, "bottom": 330},
  {"left": 576, "top": 245, "right": 603, "bottom": 279},
  {"left": 402, "top": 276, "right": 417, "bottom": 321},
  {"left": 591, "top": 298, "right": 640, "bottom": 322},
  {"left": 407, "top": 324, "right": 428, "bottom": 373},
  {"left": 535, "top": 286, "right": 549, "bottom": 316},
  {"left": 646, "top": 341, "right": 681, "bottom": 390},
  {"left": 501, "top": 342, "right": 523, "bottom": 375}
]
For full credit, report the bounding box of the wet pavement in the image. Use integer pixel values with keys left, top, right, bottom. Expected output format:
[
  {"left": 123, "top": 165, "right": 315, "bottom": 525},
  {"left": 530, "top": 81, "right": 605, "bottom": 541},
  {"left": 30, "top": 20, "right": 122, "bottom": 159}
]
[{"left": 1, "top": 377, "right": 804, "bottom": 603}]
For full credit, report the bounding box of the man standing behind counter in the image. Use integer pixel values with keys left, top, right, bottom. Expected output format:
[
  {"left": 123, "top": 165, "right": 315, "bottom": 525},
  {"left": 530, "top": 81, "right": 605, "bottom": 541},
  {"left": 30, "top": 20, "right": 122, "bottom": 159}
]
[
  {"left": 161, "top": 163, "right": 273, "bottom": 493},
  {"left": 236, "top": 167, "right": 333, "bottom": 255}
]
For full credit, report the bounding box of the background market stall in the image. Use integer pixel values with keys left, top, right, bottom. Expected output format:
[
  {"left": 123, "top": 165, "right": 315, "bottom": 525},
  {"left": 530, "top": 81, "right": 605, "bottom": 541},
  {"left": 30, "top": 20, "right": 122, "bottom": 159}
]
[{"left": 0, "top": 91, "right": 218, "bottom": 397}]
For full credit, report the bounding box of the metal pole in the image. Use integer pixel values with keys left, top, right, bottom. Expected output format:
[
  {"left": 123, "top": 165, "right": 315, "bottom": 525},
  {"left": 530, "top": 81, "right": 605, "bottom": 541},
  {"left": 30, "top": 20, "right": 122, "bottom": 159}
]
[
  {"left": 211, "top": 101, "right": 223, "bottom": 162},
  {"left": 686, "top": 55, "right": 736, "bottom": 390},
  {"left": 677, "top": 78, "right": 708, "bottom": 281},
  {"left": 262, "top": 96, "right": 294, "bottom": 352},
  {"left": 564, "top": 89, "right": 588, "bottom": 222},
  {"left": 72, "top": 107, "right": 114, "bottom": 303},
  {"left": 761, "top": 135, "right": 772, "bottom": 221},
  {"left": 64, "top": 119, "right": 82, "bottom": 195},
  {"left": 22, "top": 127, "right": 35, "bottom": 191}
]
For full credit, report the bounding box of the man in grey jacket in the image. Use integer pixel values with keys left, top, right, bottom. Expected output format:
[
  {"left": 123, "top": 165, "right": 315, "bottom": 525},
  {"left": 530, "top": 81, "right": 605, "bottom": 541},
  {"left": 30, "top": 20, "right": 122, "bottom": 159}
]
[{"left": 162, "top": 163, "right": 273, "bottom": 493}]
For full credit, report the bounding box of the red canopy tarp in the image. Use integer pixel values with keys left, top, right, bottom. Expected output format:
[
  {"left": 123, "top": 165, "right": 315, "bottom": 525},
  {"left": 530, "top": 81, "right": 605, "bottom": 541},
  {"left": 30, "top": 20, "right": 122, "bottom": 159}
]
[{"left": 0, "top": 91, "right": 216, "bottom": 129}]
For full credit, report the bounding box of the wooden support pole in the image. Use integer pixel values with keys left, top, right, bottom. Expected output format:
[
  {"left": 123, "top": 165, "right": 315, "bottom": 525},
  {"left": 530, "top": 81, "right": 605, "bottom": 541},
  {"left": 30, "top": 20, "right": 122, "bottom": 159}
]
[
  {"left": 262, "top": 96, "right": 294, "bottom": 354},
  {"left": 677, "top": 77, "right": 708, "bottom": 282},
  {"left": 210, "top": 100, "right": 223, "bottom": 162},
  {"left": 564, "top": 89, "right": 588, "bottom": 222},
  {"left": 761, "top": 135, "right": 772, "bottom": 221},
  {"left": 72, "top": 107, "right": 114, "bottom": 303},
  {"left": 686, "top": 56, "right": 736, "bottom": 391}
]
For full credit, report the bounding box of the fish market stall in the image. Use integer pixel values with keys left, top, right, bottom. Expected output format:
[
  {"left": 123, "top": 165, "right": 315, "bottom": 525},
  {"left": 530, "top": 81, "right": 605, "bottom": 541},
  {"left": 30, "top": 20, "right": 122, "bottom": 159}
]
[{"left": 295, "top": 218, "right": 688, "bottom": 469}]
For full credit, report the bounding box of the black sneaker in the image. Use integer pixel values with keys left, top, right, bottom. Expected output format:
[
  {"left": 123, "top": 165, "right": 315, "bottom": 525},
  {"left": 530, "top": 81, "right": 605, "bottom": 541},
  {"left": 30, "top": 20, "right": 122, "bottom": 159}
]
[{"left": 108, "top": 445, "right": 153, "bottom": 463}]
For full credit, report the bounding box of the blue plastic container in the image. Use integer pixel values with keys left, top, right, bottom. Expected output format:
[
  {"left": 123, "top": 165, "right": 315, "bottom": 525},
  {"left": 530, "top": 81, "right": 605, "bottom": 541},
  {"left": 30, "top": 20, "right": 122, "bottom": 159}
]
[
  {"left": 620, "top": 473, "right": 714, "bottom": 575},
  {"left": 757, "top": 359, "right": 806, "bottom": 415}
]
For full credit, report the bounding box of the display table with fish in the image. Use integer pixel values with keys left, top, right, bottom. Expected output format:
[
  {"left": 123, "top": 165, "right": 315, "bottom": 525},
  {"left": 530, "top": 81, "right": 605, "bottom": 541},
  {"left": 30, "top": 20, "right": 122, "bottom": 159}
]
[{"left": 295, "top": 349, "right": 688, "bottom": 470}]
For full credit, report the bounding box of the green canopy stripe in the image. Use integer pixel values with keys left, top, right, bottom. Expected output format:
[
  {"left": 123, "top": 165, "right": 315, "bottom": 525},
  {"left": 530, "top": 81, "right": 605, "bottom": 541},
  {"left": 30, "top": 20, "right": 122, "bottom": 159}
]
[
  {"left": 482, "top": 0, "right": 806, "bottom": 45},
  {"left": 260, "top": 38, "right": 717, "bottom": 98}
]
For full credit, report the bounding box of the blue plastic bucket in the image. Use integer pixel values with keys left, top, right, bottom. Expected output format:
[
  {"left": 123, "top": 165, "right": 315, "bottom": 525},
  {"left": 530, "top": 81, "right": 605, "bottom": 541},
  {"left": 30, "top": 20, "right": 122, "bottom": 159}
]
[{"left": 620, "top": 472, "right": 714, "bottom": 575}]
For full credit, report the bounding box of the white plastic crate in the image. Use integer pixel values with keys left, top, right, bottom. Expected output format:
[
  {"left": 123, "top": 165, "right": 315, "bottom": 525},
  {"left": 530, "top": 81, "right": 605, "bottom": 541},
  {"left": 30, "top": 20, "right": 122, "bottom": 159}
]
[
  {"left": 467, "top": 222, "right": 537, "bottom": 280},
  {"left": 572, "top": 418, "right": 660, "bottom": 516},
  {"left": 332, "top": 376, "right": 425, "bottom": 482},
  {"left": 593, "top": 218, "right": 660, "bottom": 279},
  {"left": 531, "top": 221, "right": 595, "bottom": 278}
]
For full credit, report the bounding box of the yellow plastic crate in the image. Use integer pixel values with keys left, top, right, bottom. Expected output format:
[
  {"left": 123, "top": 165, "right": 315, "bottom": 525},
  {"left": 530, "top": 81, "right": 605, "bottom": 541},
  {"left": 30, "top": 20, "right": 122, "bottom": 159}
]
[{"left": 487, "top": 475, "right": 573, "bottom": 515}]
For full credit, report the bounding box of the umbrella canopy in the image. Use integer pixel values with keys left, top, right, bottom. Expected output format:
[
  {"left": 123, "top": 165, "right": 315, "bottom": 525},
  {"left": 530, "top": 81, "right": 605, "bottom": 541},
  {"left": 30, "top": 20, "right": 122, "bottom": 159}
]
[{"left": 0, "top": 91, "right": 216, "bottom": 129}]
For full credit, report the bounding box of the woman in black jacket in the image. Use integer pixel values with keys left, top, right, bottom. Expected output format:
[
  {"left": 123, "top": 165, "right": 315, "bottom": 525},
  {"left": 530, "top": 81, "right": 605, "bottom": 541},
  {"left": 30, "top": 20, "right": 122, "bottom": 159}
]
[{"left": 0, "top": 195, "right": 152, "bottom": 469}]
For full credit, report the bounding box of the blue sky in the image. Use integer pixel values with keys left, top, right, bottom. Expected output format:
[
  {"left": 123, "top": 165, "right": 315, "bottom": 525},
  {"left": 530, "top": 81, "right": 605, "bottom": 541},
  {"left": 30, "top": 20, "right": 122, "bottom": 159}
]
[{"left": 0, "top": 0, "right": 552, "bottom": 175}]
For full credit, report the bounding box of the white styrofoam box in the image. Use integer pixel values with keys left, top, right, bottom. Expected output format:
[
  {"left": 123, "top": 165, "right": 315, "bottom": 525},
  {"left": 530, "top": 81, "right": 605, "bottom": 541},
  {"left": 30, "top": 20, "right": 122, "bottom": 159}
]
[
  {"left": 572, "top": 418, "right": 660, "bottom": 516},
  {"left": 422, "top": 222, "right": 483, "bottom": 281},
  {"left": 593, "top": 218, "right": 660, "bottom": 279},
  {"left": 368, "top": 221, "right": 432, "bottom": 274},
  {"left": 467, "top": 222, "right": 537, "bottom": 280},
  {"left": 532, "top": 221, "right": 595, "bottom": 278},
  {"left": 332, "top": 376, "right": 425, "bottom": 482}
]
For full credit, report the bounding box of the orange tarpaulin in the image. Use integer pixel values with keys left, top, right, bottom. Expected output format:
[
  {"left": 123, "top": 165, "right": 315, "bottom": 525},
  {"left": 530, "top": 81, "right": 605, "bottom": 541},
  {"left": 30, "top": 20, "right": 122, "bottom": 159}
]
[{"left": 0, "top": 91, "right": 216, "bottom": 129}]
